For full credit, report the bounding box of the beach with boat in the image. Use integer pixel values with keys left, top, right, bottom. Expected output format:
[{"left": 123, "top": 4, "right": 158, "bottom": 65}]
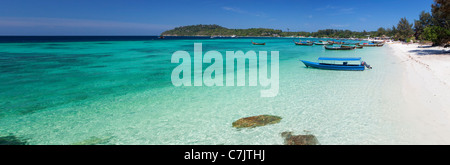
[
  {"left": 1, "top": 0, "right": 449, "bottom": 146},
  {"left": 0, "top": 35, "right": 449, "bottom": 145}
]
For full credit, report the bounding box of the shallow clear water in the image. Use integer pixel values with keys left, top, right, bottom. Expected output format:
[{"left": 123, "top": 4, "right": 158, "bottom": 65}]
[{"left": 0, "top": 37, "right": 412, "bottom": 144}]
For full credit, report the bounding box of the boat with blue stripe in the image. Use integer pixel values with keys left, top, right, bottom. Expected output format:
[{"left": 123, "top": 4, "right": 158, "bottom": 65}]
[{"left": 300, "top": 57, "right": 372, "bottom": 71}]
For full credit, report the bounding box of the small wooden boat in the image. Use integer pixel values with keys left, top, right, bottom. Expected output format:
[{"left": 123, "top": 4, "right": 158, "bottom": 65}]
[
  {"left": 314, "top": 41, "right": 331, "bottom": 45},
  {"left": 326, "top": 41, "right": 334, "bottom": 45},
  {"left": 251, "top": 40, "right": 265, "bottom": 45},
  {"left": 341, "top": 45, "right": 363, "bottom": 49},
  {"left": 324, "top": 45, "right": 355, "bottom": 50},
  {"left": 294, "top": 40, "right": 313, "bottom": 46},
  {"left": 300, "top": 57, "right": 372, "bottom": 71},
  {"left": 329, "top": 41, "right": 343, "bottom": 44},
  {"left": 361, "top": 43, "right": 384, "bottom": 47},
  {"left": 361, "top": 44, "right": 377, "bottom": 47},
  {"left": 158, "top": 36, "right": 165, "bottom": 39}
]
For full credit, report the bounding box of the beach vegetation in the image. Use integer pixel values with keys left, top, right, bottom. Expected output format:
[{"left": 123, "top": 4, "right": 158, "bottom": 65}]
[
  {"left": 413, "top": 0, "right": 449, "bottom": 46},
  {"left": 430, "top": 0, "right": 449, "bottom": 45},
  {"left": 422, "top": 25, "right": 449, "bottom": 45},
  {"left": 431, "top": 0, "right": 449, "bottom": 29},
  {"left": 414, "top": 11, "right": 433, "bottom": 40},
  {"left": 390, "top": 26, "right": 397, "bottom": 37},
  {"left": 395, "top": 17, "right": 414, "bottom": 42},
  {"left": 375, "top": 27, "right": 386, "bottom": 37},
  {"left": 406, "top": 36, "right": 416, "bottom": 43}
]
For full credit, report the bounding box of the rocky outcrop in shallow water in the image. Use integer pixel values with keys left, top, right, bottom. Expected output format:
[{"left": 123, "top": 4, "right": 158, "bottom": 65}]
[
  {"left": 71, "top": 136, "right": 112, "bottom": 145},
  {"left": 232, "top": 115, "right": 282, "bottom": 128},
  {"left": 281, "top": 132, "right": 319, "bottom": 145},
  {"left": 0, "top": 135, "right": 27, "bottom": 145}
]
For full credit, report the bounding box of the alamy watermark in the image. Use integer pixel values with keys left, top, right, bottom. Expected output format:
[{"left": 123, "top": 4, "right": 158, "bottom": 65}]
[{"left": 171, "top": 43, "right": 279, "bottom": 97}]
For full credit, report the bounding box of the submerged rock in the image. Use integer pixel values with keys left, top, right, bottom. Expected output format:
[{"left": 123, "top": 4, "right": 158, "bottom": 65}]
[
  {"left": 232, "top": 115, "right": 282, "bottom": 128},
  {"left": 281, "top": 132, "right": 319, "bottom": 145},
  {"left": 0, "top": 135, "right": 27, "bottom": 145},
  {"left": 71, "top": 136, "right": 112, "bottom": 145}
]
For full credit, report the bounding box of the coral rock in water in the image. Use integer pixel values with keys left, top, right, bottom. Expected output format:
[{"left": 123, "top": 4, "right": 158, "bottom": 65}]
[
  {"left": 232, "top": 115, "right": 282, "bottom": 128},
  {"left": 0, "top": 135, "right": 27, "bottom": 145},
  {"left": 71, "top": 136, "right": 112, "bottom": 145},
  {"left": 281, "top": 132, "right": 319, "bottom": 145}
]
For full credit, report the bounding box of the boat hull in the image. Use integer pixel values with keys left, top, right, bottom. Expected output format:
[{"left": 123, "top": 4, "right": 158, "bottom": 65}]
[
  {"left": 324, "top": 46, "right": 355, "bottom": 50},
  {"left": 341, "top": 45, "right": 363, "bottom": 49},
  {"left": 295, "top": 43, "right": 313, "bottom": 46},
  {"left": 300, "top": 60, "right": 364, "bottom": 71},
  {"left": 362, "top": 44, "right": 383, "bottom": 47},
  {"left": 314, "top": 42, "right": 331, "bottom": 45},
  {"left": 251, "top": 41, "right": 265, "bottom": 45}
]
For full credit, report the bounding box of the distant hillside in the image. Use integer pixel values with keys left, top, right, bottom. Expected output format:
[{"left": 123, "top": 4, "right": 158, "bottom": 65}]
[
  {"left": 161, "top": 24, "right": 388, "bottom": 38},
  {"left": 161, "top": 24, "right": 283, "bottom": 37}
]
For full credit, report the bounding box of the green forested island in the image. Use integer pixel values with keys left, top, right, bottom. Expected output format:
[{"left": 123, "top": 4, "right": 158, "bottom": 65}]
[
  {"left": 161, "top": 24, "right": 384, "bottom": 38},
  {"left": 161, "top": 24, "right": 284, "bottom": 37},
  {"left": 161, "top": 0, "right": 448, "bottom": 46}
]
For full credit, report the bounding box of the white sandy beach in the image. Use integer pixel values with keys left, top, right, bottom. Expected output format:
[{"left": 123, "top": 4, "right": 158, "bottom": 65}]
[{"left": 388, "top": 43, "right": 450, "bottom": 144}]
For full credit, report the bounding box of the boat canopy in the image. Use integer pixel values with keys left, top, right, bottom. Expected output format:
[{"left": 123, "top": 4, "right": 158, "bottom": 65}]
[{"left": 318, "top": 57, "right": 361, "bottom": 61}]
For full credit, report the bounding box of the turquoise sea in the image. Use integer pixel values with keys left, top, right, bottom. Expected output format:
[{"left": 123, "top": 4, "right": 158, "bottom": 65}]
[{"left": 0, "top": 37, "right": 414, "bottom": 144}]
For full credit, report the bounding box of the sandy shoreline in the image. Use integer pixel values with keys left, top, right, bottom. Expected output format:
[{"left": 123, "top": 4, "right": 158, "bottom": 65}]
[{"left": 387, "top": 43, "right": 450, "bottom": 144}]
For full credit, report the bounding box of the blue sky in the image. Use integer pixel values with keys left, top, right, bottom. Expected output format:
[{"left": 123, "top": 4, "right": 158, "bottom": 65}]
[{"left": 0, "top": 0, "right": 434, "bottom": 35}]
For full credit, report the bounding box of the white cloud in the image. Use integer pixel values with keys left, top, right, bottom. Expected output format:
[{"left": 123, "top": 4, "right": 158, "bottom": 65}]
[
  {"left": 330, "top": 24, "right": 350, "bottom": 28},
  {"left": 338, "top": 8, "right": 355, "bottom": 14},
  {"left": 222, "top": 7, "right": 246, "bottom": 14},
  {"left": 222, "top": 6, "right": 266, "bottom": 17},
  {"left": 315, "top": 5, "right": 337, "bottom": 11},
  {"left": 316, "top": 5, "right": 356, "bottom": 15},
  {"left": 0, "top": 17, "right": 172, "bottom": 30}
]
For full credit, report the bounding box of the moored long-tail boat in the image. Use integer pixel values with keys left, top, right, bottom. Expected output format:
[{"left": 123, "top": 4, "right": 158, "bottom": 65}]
[
  {"left": 341, "top": 45, "right": 363, "bottom": 49},
  {"left": 300, "top": 57, "right": 372, "bottom": 71},
  {"left": 314, "top": 41, "right": 332, "bottom": 45},
  {"left": 361, "top": 43, "right": 384, "bottom": 47},
  {"left": 330, "top": 41, "right": 344, "bottom": 44},
  {"left": 324, "top": 45, "right": 355, "bottom": 50},
  {"left": 294, "top": 40, "right": 313, "bottom": 46},
  {"left": 251, "top": 40, "right": 266, "bottom": 45}
]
